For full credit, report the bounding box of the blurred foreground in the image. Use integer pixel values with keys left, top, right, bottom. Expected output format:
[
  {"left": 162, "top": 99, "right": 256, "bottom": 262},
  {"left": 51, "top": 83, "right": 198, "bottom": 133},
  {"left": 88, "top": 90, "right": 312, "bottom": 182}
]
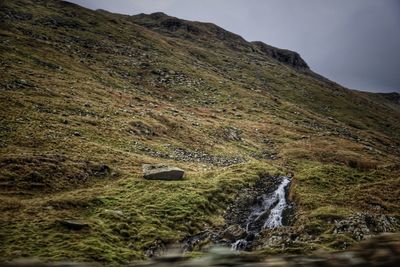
[{"left": 2, "top": 233, "right": 399, "bottom": 267}]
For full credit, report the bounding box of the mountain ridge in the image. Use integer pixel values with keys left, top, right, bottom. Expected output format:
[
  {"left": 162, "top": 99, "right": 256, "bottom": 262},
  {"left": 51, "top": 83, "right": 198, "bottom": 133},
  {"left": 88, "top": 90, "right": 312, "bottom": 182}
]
[{"left": 129, "top": 11, "right": 311, "bottom": 71}]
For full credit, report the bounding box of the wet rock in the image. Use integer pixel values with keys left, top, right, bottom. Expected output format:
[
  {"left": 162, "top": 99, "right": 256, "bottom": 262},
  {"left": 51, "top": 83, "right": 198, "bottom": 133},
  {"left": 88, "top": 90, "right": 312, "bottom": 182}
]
[
  {"left": 221, "top": 225, "right": 247, "bottom": 241},
  {"left": 220, "top": 176, "right": 293, "bottom": 251},
  {"left": 182, "top": 176, "right": 293, "bottom": 252},
  {"left": 181, "top": 231, "right": 216, "bottom": 252},
  {"left": 231, "top": 239, "right": 249, "bottom": 250},
  {"left": 257, "top": 230, "right": 291, "bottom": 248},
  {"left": 225, "top": 175, "right": 283, "bottom": 227},
  {"left": 58, "top": 219, "right": 89, "bottom": 230},
  {"left": 142, "top": 164, "right": 184, "bottom": 180}
]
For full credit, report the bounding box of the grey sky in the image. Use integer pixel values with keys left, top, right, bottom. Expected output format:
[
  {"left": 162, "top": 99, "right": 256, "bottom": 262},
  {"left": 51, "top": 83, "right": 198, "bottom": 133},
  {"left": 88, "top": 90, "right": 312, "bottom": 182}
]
[{"left": 68, "top": 0, "right": 400, "bottom": 93}]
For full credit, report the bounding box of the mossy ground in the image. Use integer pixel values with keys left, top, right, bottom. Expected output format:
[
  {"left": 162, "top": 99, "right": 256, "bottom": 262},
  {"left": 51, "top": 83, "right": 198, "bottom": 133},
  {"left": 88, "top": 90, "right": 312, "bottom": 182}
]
[
  {"left": 0, "top": 162, "right": 280, "bottom": 263},
  {"left": 0, "top": 0, "right": 399, "bottom": 265}
]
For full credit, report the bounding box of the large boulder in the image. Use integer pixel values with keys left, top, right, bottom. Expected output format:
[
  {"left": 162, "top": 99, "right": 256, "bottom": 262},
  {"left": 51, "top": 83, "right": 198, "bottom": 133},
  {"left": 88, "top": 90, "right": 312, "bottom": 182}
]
[{"left": 142, "top": 164, "right": 185, "bottom": 180}]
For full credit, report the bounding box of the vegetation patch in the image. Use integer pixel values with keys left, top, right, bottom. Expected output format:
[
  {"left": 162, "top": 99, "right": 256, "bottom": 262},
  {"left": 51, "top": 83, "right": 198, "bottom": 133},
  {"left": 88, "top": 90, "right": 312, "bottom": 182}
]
[
  {"left": 0, "top": 154, "right": 114, "bottom": 193},
  {"left": 0, "top": 162, "right": 279, "bottom": 263}
]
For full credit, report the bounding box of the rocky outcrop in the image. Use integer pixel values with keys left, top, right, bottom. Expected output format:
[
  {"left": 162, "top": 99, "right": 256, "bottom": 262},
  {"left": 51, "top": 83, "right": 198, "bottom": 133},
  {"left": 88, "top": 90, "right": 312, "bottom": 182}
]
[
  {"left": 332, "top": 213, "right": 399, "bottom": 241},
  {"left": 252, "top": 41, "right": 309, "bottom": 70},
  {"left": 222, "top": 126, "right": 242, "bottom": 141},
  {"left": 142, "top": 164, "right": 185, "bottom": 180},
  {"left": 130, "top": 12, "right": 314, "bottom": 68}
]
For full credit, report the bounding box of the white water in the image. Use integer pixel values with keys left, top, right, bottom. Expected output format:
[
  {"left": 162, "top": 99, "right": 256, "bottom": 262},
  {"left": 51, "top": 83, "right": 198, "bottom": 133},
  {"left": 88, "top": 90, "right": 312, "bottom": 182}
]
[
  {"left": 263, "top": 177, "right": 291, "bottom": 228},
  {"left": 245, "top": 176, "right": 291, "bottom": 232},
  {"left": 231, "top": 239, "right": 248, "bottom": 250},
  {"left": 231, "top": 176, "right": 291, "bottom": 250}
]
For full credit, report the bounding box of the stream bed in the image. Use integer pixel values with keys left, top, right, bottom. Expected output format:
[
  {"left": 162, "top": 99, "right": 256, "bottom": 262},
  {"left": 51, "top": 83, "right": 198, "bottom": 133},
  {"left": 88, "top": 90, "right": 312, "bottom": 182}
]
[
  {"left": 231, "top": 176, "right": 292, "bottom": 250},
  {"left": 182, "top": 175, "right": 293, "bottom": 252}
]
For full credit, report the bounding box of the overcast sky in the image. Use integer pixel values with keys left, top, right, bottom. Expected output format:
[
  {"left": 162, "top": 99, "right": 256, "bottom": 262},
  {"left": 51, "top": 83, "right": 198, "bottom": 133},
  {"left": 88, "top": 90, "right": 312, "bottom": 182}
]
[{"left": 69, "top": 0, "right": 400, "bottom": 93}]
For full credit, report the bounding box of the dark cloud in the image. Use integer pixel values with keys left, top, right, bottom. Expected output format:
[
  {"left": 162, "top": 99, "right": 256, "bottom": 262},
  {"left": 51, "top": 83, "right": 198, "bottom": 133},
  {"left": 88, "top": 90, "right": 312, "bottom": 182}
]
[{"left": 69, "top": 0, "right": 400, "bottom": 93}]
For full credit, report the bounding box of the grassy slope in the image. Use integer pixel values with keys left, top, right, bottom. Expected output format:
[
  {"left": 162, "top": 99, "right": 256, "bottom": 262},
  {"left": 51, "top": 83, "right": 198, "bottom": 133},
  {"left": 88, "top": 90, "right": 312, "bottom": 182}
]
[{"left": 0, "top": 0, "right": 399, "bottom": 264}]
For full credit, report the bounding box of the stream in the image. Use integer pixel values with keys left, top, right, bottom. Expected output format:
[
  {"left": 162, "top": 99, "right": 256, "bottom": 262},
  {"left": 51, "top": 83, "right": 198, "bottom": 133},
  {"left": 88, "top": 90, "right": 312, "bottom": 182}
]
[
  {"left": 231, "top": 176, "right": 291, "bottom": 250},
  {"left": 181, "top": 175, "right": 293, "bottom": 252}
]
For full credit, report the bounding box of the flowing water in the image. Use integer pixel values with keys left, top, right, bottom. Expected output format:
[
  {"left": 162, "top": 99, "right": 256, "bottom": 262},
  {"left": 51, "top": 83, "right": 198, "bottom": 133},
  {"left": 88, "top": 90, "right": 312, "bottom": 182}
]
[
  {"left": 231, "top": 239, "right": 248, "bottom": 250},
  {"left": 231, "top": 176, "right": 291, "bottom": 250}
]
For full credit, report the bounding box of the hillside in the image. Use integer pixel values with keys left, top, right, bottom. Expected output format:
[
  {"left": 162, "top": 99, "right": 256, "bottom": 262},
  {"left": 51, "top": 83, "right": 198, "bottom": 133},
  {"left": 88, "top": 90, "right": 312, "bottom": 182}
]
[{"left": 0, "top": 0, "right": 399, "bottom": 264}]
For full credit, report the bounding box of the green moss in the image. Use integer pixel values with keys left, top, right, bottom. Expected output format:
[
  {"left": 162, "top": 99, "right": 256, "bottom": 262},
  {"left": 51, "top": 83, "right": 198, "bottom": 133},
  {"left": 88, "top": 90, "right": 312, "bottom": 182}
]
[{"left": 0, "top": 162, "right": 279, "bottom": 264}]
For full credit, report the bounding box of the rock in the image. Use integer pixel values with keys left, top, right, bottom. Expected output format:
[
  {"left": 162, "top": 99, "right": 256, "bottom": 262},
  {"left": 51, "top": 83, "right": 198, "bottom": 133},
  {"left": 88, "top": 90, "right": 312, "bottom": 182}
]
[
  {"left": 333, "top": 213, "right": 399, "bottom": 241},
  {"left": 129, "top": 120, "right": 156, "bottom": 136},
  {"left": 142, "top": 164, "right": 184, "bottom": 180},
  {"left": 58, "top": 219, "right": 89, "bottom": 230},
  {"left": 221, "top": 224, "right": 247, "bottom": 241},
  {"left": 252, "top": 41, "right": 309, "bottom": 70},
  {"left": 103, "top": 209, "right": 124, "bottom": 217},
  {"left": 91, "top": 164, "right": 110, "bottom": 177},
  {"left": 223, "top": 126, "right": 242, "bottom": 141}
]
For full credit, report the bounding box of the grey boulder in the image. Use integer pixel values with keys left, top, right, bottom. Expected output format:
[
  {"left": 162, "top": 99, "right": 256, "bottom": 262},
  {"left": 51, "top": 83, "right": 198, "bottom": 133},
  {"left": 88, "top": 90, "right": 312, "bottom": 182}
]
[{"left": 142, "top": 164, "right": 184, "bottom": 180}]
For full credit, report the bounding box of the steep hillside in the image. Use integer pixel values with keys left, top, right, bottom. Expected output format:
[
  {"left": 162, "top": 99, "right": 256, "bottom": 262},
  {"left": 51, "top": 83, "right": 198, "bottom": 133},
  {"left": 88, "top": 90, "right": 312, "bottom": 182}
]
[{"left": 1, "top": 0, "right": 399, "bottom": 264}]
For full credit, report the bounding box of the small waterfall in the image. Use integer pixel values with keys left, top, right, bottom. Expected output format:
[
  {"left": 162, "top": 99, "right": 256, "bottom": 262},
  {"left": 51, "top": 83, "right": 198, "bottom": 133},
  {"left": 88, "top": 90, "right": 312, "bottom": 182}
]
[
  {"left": 263, "top": 177, "right": 291, "bottom": 228},
  {"left": 231, "top": 239, "right": 247, "bottom": 250},
  {"left": 232, "top": 176, "right": 291, "bottom": 250}
]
